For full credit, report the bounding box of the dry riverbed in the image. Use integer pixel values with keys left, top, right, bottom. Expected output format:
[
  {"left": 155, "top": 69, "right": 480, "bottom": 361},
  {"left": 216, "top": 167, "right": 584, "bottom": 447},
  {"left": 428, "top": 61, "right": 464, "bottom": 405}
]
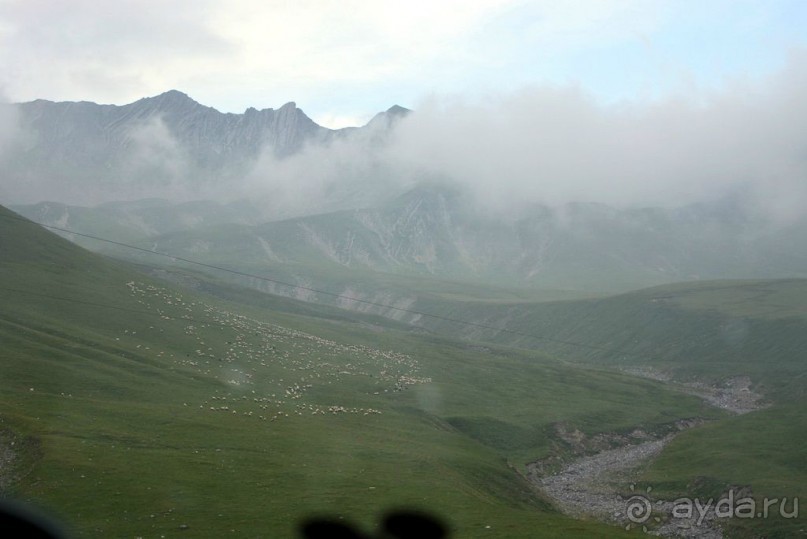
[
  {"left": 620, "top": 369, "right": 766, "bottom": 415},
  {"left": 528, "top": 372, "right": 766, "bottom": 538}
]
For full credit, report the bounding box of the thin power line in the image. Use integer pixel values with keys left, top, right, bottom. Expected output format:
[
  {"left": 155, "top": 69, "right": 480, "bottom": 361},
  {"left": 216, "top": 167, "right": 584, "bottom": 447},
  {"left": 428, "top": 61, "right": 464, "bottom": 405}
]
[
  {"left": 0, "top": 286, "right": 208, "bottom": 324},
  {"left": 0, "top": 211, "right": 633, "bottom": 356},
  {"left": 0, "top": 285, "right": 294, "bottom": 333}
]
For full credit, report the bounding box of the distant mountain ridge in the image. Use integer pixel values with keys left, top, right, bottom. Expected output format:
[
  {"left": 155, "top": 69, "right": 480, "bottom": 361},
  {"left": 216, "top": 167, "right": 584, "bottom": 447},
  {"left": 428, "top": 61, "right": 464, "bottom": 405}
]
[
  {"left": 2, "top": 91, "right": 409, "bottom": 204},
  {"left": 15, "top": 184, "right": 807, "bottom": 296},
  {"left": 5, "top": 90, "right": 807, "bottom": 299},
  {"left": 16, "top": 89, "right": 320, "bottom": 163},
  {"left": 155, "top": 185, "right": 807, "bottom": 292}
]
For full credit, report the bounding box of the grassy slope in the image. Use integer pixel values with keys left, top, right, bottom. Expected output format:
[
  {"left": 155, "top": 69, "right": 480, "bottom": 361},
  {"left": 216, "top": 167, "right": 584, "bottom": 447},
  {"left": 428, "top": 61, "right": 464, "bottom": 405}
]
[
  {"left": 1, "top": 206, "right": 713, "bottom": 538},
  {"left": 638, "top": 403, "right": 807, "bottom": 538},
  {"left": 411, "top": 279, "right": 807, "bottom": 397},
  {"left": 97, "top": 246, "right": 596, "bottom": 307},
  {"left": 402, "top": 279, "right": 807, "bottom": 537}
]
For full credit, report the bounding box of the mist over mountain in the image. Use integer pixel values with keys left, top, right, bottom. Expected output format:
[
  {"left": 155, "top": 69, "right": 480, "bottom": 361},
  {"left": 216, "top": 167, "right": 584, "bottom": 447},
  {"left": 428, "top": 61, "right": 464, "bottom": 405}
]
[
  {"left": 3, "top": 51, "right": 807, "bottom": 224},
  {"left": 0, "top": 90, "right": 410, "bottom": 207},
  {"left": 387, "top": 52, "right": 807, "bottom": 224},
  {"left": 13, "top": 182, "right": 807, "bottom": 298},
  {"left": 3, "top": 55, "right": 807, "bottom": 296}
]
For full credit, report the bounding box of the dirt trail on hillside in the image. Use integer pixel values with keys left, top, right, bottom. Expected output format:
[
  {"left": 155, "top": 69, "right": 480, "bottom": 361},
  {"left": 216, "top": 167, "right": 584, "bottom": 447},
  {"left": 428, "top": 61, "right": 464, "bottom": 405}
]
[{"left": 529, "top": 375, "right": 766, "bottom": 538}]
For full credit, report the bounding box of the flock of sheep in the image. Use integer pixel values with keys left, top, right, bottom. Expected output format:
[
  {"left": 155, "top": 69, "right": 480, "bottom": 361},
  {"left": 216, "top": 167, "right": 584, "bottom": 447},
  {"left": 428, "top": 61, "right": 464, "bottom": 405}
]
[{"left": 124, "top": 281, "right": 432, "bottom": 422}]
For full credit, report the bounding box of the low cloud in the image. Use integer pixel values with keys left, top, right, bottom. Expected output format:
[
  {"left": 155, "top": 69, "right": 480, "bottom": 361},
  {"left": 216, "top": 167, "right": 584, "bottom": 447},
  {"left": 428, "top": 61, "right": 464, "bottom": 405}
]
[
  {"left": 0, "top": 94, "right": 21, "bottom": 201},
  {"left": 0, "top": 104, "right": 19, "bottom": 158},
  {"left": 382, "top": 49, "right": 807, "bottom": 222},
  {"left": 232, "top": 51, "right": 807, "bottom": 224},
  {"left": 122, "top": 115, "right": 190, "bottom": 195},
  {"left": 239, "top": 121, "right": 410, "bottom": 218},
  {"left": 1, "top": 49, "right": 805, "bottom": 226},
  {"left": 0, "top": 0, "right": 229, "bottom": 104}
]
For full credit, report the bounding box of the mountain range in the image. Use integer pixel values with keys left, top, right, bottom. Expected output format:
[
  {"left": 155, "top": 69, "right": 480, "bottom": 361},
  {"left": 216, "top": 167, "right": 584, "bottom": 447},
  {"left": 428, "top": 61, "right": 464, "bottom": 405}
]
[
  {"left": 12, "top": 183, "right": 807, "bottom": 297},
  {"left": 3, "top": 199, "right": 806, "bottom": 537},
  {"left": 3, "top": 90, "right": 807, "bottom": 539},
  {"left": 4, "top": 90, "right": 807, "bottom": 300},
  {"left": 2, "top": 90, "right": 409, "bottom": 205}
]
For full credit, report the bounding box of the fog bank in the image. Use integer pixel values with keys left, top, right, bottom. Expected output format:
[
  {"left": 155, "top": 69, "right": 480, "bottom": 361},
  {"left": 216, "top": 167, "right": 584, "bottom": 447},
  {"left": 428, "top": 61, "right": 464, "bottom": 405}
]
[{"left": 1, "top": 50, "right": 806, "bottom": 224}]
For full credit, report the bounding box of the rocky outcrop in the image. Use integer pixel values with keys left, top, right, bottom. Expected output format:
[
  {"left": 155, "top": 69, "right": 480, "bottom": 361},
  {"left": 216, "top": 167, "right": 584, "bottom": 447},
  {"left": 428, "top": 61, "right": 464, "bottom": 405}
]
[
  {"left": 4, "top": 91, "right": 409, "bottom": 204},
  {"left": 12, "top": 90, "right": 326, "bottom": 172}
]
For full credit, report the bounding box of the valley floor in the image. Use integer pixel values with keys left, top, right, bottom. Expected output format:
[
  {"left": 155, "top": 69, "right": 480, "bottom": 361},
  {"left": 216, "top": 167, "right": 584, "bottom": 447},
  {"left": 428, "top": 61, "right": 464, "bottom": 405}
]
[{"left": 531, "top": 374, "right": 768, "bottom": 538}]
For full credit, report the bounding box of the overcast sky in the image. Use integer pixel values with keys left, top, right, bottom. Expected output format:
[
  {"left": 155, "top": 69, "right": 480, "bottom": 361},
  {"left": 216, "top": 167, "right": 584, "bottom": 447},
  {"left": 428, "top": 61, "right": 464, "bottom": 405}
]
[{"left": 1, "top": 0, "right": 805, "bottom": 127}]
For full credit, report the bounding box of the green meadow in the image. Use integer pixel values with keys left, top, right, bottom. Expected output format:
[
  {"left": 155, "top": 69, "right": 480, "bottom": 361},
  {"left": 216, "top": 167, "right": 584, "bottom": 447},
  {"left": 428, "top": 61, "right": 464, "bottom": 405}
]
[
  {"left": 2, "top": 205, "right": 806, "bottom": 537},
  {"left": 1, "top": 206, "right": 679, "bottom": 537}
]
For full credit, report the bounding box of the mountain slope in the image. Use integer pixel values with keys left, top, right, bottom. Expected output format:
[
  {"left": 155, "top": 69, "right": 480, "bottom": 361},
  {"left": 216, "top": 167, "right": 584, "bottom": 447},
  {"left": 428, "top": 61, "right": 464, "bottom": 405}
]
[
  {"left": 2, "top": 204, "right": 717, "bottom": 538},
  {"left": 52, "top": 183, "right": 807, "bottom": 303},
  {"left": 414, "top": 275, "right": 807, "bottom": 537},
  {"left": 414, "top": 278, "right": 807, "bottom": 396},
  {"left": 3, "top": 91, "right": 407, "bottom": 205},
  {"left": 14, "top": 89, "right": 323, "bottom": 163}
]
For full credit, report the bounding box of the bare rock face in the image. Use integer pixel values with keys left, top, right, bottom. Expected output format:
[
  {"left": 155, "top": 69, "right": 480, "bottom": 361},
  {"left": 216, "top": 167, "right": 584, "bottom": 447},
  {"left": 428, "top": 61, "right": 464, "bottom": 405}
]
[
  {"left": 3, "top": 91, "right": 371, "bottom": 203},
  {"left": 11, "top": 91, "right": 321, "bottom": 172}
]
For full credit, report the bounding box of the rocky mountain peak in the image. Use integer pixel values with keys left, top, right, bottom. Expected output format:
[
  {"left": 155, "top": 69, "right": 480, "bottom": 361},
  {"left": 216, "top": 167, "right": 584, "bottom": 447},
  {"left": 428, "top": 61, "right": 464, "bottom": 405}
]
[
  {"left": 137, "top": 89, "right": 201, "bottom": 110},
  {"left": 385, "top": 105, "right": 411, "bottom": 117},
  {"left": 365, "top": 104, "right": 411, "bottom": 130},
  {"left": 5, "top": 91, "right": 412, "bottom": 204}
]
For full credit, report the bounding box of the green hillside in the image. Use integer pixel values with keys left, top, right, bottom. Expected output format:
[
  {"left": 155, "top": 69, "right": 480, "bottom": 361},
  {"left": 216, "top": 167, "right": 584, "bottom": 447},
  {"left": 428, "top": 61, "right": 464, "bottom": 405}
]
[
  {"left": 412, "top": 279, "right": 807, "bottom": 397},
  {"left": 13, "top": 186, "right": 807, "bottom": 295},
  {"left": 640, "top": 402, "right": 807, "bottom": 538},
  {"left": 0, "top": 206, "right": 719, "bottom": 537},
  {"left": 402, "top": 279, "right": 807, "bottom": 537}
]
